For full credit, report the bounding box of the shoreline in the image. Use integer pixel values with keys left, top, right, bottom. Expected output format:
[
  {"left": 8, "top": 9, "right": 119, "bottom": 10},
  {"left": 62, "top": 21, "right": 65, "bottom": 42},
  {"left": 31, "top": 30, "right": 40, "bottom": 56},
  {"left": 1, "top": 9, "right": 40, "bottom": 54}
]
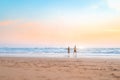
[{"left": 0, "top": 53, "right": 120, "bottom": 59}]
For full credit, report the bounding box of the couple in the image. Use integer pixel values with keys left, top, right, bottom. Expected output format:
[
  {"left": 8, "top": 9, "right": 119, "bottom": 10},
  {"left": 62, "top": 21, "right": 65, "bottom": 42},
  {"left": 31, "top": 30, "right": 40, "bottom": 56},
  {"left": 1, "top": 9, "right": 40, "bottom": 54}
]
[{"left": 68, "top": 45, "right": 77, "bottom": 54}]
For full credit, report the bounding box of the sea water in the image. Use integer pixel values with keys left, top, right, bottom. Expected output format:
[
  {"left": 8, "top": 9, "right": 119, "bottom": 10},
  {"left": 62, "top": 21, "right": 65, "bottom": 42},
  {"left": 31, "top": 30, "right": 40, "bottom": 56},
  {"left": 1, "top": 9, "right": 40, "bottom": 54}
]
[{"left": 0, "top": 47, "right": 120, "bottom": 58}]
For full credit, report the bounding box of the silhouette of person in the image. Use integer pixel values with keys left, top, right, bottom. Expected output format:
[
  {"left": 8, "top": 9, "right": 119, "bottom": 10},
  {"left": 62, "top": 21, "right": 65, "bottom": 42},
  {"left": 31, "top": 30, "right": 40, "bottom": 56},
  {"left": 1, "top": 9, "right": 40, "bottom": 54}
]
[
  {"left": 74, "top": 45, "right": 77, "bottom": 53},
  {"left": 67, "top": 46, "right": 70, "bottom": 58},
  {"left": 68, "top": 46, "right": 70, "bottom": 54},
  {"left": 73, "top": 45, "right": 77, "bottom": 58}
]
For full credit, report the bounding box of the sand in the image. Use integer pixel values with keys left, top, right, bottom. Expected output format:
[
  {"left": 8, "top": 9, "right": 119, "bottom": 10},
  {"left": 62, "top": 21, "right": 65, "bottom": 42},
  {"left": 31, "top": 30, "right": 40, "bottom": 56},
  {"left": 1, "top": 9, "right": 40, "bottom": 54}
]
[{"left": 0, "top": 57, "right": 120, "bottom": 80}]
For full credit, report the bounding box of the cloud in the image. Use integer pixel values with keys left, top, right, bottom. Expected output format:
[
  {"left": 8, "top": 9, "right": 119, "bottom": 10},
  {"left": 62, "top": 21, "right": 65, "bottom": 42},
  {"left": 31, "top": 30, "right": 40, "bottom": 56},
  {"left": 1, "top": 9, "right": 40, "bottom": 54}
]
[
  {"left": 105, "top": 0, "right": 120, "bottom": 11},
  {"left": 0, "top": 20, "right": 19, "bottom": 26},
  {"left": 105, "top": 29, "right": 120, "bottom": 32},
  {"left": 90, "top": 5, "right": 99, "bottom": 10}
]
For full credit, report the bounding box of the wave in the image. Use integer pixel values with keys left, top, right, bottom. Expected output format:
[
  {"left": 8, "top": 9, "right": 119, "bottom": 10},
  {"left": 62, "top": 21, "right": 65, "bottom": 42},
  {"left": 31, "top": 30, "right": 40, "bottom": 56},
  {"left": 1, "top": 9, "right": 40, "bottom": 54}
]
[{"left": 0, "top": 48, "right": 120, "bottom": 54}]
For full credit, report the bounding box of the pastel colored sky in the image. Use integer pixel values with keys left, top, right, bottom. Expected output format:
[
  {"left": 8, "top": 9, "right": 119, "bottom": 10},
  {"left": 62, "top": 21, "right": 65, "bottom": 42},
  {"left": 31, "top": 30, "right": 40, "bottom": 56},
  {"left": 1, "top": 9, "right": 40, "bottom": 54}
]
[{"left": 0, "top": 0, "right": 120, "bottom": 47}]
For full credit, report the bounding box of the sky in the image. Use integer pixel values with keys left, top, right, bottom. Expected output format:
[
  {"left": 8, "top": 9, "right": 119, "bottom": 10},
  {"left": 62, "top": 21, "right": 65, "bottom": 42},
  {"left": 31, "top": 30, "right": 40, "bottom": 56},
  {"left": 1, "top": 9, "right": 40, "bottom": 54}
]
[{"left": 0, "top": 0, "right": 120, "bottom": 47}]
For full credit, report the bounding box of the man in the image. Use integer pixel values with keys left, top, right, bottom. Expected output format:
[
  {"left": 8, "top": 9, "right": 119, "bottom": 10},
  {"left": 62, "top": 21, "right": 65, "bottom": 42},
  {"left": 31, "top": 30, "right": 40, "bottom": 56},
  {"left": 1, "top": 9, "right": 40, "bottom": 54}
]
[
  {"left": 74, "top": 45, "right": 77, "bottom": 53},
  {"left": 73, "top": 45, "right": 77, "bottom": 58},
  {"left": 67, "top": 46, "right": 70, "bottom": 58},
  {"left": 68, "top": 46, "right": 70, "bottom": 54}
]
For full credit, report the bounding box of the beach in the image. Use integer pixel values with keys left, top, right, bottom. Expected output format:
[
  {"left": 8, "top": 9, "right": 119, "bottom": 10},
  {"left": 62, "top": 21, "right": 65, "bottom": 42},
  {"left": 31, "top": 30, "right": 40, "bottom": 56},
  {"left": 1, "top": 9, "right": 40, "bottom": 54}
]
[{"left": 0, "top": 57, "right": 120, "bottom": 80}]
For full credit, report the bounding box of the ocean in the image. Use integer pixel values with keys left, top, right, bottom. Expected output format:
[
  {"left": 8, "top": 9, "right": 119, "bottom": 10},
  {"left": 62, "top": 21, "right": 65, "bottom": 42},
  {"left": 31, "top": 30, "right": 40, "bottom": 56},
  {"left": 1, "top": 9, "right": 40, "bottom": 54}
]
[{"left": 0, "top": 47, "right": 120, "bottom": 58}]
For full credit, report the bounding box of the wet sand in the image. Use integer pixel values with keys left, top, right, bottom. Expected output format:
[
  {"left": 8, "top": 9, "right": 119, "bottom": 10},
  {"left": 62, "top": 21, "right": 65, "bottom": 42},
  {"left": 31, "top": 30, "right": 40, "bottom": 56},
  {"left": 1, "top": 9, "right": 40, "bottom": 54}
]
[{"left": 0, "top": 57, "right": 120, "bottom": 80}]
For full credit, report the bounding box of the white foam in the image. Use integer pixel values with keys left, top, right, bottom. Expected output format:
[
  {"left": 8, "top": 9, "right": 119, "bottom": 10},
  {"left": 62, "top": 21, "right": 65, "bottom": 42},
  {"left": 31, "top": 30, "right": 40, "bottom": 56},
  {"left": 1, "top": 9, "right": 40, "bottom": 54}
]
[{"left": 0, "top": 53, "right": 120, "bottom": 59}]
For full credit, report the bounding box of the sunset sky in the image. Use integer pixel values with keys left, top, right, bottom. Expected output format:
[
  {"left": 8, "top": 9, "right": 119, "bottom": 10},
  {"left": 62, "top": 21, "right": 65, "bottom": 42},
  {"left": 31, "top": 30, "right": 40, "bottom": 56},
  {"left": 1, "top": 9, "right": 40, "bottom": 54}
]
[{"left": 0, "top": 0, "right": 120, "bottom": 47}]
